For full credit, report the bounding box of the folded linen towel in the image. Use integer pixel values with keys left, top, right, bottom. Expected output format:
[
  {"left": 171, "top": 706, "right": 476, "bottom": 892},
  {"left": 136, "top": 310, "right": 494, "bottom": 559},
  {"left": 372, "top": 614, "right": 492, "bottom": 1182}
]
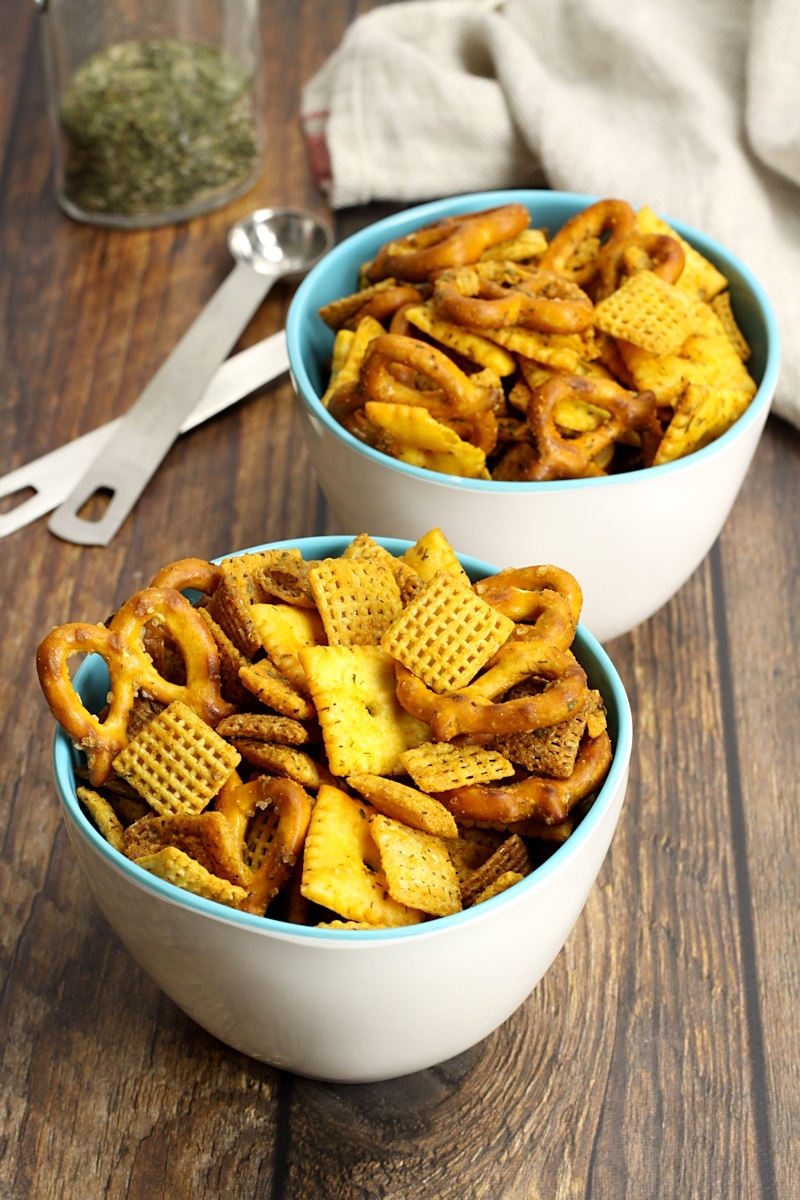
[{"left": 301, "top": 0, "right": 800, "bottom": 429}]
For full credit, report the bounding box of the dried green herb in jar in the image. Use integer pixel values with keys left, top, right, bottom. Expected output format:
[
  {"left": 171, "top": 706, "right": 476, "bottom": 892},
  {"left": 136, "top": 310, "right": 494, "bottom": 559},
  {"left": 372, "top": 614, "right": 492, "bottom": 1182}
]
[{"left": 59, "top": 38, "right": 260, "bottom": 219}]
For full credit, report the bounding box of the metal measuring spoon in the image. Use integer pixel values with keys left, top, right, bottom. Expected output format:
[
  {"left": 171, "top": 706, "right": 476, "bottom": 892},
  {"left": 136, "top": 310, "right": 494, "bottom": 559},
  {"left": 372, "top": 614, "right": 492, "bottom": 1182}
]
[{"left": 48, "top": 207, "right": 333, "bottom": 546}]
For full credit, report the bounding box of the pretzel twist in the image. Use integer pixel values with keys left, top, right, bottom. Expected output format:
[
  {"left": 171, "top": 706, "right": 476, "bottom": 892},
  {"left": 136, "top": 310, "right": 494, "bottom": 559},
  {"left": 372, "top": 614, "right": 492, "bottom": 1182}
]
[
  {"left": 367, "top": 204, "right": 531, "bottom": 283},
  {"left": 526, "top": 374, "right": 661, "bottom": 481},
  {"left": 150, "top": 557, "right": 222, "bottom": 597},
  {"left": 432, "top": 263, "right": 594, "bottom": 334},
  {"left": 474, "top": 565, "right": 583, "bottom": 646},
  {"left": 538, "top": 198, "right": 638, "bottom": 289},
  {"left": 215, "top": 775, "right": 312, "bottom": 915},
  {"left": 36, "top": 587, "right": 236, "bottom": 785}
]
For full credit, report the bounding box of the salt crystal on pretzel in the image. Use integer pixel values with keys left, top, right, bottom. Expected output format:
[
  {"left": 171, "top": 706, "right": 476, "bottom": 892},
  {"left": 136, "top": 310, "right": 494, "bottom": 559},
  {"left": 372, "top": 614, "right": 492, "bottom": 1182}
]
[
  {"left": 459, "top": 833, "right": 532, "bottom": 908},
  {"left": 134, "top": 845, "right": 248, "bottom": 908},
  {"left": 347, "top": 772, "right": 458, "bottom": 839},
  {"left": 399, "top": 742, "right": 515, "bottom": 793},
  {"left": 369, "top": 814, "right": 462, "bottom": 917},
  {"left": 300, "top": 784, "right": 422, "bottom": 926},
  {"left": 381, "top": 571, "right": 515, "bottom": 695},
  {"left": 309, "top": 555, "right": 402, "bottom": 646},
  {"left": 112, "top": 699, "right": 240, "bottom": 817},
  {"left": 300, "top": 645, "right": 430, "bottom": 777}
]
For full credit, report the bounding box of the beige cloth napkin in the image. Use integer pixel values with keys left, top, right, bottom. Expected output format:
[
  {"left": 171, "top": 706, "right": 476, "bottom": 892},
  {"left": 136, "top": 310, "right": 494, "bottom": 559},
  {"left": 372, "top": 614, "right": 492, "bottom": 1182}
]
[{"left": 301, "top": 0, "right": 800, "bottom": 429}]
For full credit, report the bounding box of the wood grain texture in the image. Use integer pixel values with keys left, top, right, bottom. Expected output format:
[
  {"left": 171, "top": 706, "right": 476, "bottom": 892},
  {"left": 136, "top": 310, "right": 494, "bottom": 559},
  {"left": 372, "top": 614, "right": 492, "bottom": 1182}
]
[{"left": 1, "top": 2, "right": 798, "bottom": 1197}]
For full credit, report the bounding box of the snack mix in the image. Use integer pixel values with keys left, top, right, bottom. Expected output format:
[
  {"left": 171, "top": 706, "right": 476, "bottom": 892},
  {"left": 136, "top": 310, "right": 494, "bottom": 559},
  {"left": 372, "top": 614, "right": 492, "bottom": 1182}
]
[
  {"left": 317, "top": 198, "right": 758, "bottom": 480},
  {"left": 37, "top": 529, "right": 613, "bottom": 928}
]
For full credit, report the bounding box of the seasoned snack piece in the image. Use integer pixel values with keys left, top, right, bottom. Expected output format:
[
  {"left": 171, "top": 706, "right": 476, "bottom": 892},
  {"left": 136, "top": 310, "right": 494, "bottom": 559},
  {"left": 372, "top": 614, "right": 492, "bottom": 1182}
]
[
  {"left": 709, "top": 290, "right": 751, "bottom": 360},
  {"left": 76, "top": 786, "right": 125, "bottom": 852},
  {"left": 474, "top": 562, "right": 582, "bottom": 641},
  {"left": 196, "top": 605, "right": 254, "bottom": 708},
  {"left": 229, "top": 739, "right": 334, "bottom": 790},
  {"left": 403, "top": 302, "right": 517, "bottom": 375},
  {"left": 150, "top": 556, "right": 222, "bottom": 598},
  {"left": 592, "top": 270, "right": 695, "bottom": 356},
  {"left": 395, "top": 638, "right": 589, "bottom": 742},
  {"left": 342, "top": 532, "right": 425, "bottom": 603},
  {"left": 364, "top": 401, "right": 490, "bottom": 480},
  {"left": 459, "top": 834, "right": 532, "bottom": 908},
  {"left": 347, "top": 772, "right": 459, "bottom": 839},
  {"left": 236, "top": 776, "right": 313, "bottom": 916},
  {"left": 309, "top": 556, "right": 403, "bottom": 646},
  {"left": 369, "top": 813, "right": 462, "bottom": 917},
  {"left": 635, "top": 205, "right": 728, "bottom": 302},
  {"left": 205, "top": 552, "right": 275, "bottom": 658},
  {"left": 36, "top": 585, "right": 236, "bottom": 786},
  {"left": 300, "top": 645, "right": 430, "bottom": 777},
  {"left": 238, "top": 658, "right": 316, "bottom": 721},
  {"left": 432, "top": 262, "right": 593, "bottom": 334},
  {"left": 135, "top": 845, "right": 248, "bottom": 909},
  {"left": 446, "top": 827, "right": 507, "bottom": 882},
  {"left": 123, "top": 809, "right": 250, "bottom": 886},
  {"left": 216, "top": 712, "right": 311, "bottom": 745},
  {"left": 401, "top": 527, "right": 472, "bottom": 586},
  {"left": 319, "top": 277, "right": 405, "bottom": 330},
  {"left": 367, "top": 203, "right": 530, "bottom": 282},
  {"left": 255, "top": 548, "right": 322, "bottom": 609},
  {"left": 398, "top": 742, "right": 515, "bottom": 793},
  {"left": 320, "top": 314, "right": 385, "bottom": 408},
  {"left": 473, "top": 871, "right": 526, "bottom": 905},
  {"left": 301, "top": 784, "right": 422, "bottom": 926},
  {"left": 112, "top": 699, "right": 241, "bottom": 817},
  {"left": 249, "top": 603, "right": 325, "bottom": 691},
  {"left": 439, "top": 729, "right": 613, "bottom": 825},
  {"left": 653, "top": 382, "right": 753, "bottom": 465},
  {"left": 381, "top": 571, "right": 515, "bottom": 694},
  {"left": 494, "top": 688, "right": 606, "bottom": 779}
]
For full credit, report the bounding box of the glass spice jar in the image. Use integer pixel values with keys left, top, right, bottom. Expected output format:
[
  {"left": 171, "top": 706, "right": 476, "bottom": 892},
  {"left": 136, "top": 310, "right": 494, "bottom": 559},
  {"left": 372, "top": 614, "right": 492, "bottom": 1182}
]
[{"left": 36, "top": 0, "right": 264, "bottom": 228}]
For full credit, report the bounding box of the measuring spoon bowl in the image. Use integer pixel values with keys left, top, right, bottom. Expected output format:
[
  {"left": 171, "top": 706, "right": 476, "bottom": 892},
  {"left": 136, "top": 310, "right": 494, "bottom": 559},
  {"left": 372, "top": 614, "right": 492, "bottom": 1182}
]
[{"left": 228, "top": 207, "right": 334, "bottom": 278}]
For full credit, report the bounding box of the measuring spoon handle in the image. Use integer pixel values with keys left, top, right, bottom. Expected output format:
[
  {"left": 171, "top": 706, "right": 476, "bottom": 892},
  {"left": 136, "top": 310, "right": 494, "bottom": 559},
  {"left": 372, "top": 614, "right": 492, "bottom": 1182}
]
[{"left": 48, "top": 260, "right": 275, "bottom": 546}]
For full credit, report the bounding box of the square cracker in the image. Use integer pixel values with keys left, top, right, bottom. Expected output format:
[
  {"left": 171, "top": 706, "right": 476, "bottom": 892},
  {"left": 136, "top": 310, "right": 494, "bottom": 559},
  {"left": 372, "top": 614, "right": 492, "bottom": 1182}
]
[
  {"left": 309, "top": 556, "right": 402, "bottom": 646},
  {"left": 369, "top": 813, "right": 462, "bottom": 917},
  {"left": 593, "top": 271, "right": 695, "bottom": 356},
  {"left": 299, "top": 645, "right": 430, "bottom": 777},
  {"left": 399, "top": 742, "right": 515, "bottom": 792},
  {"left": 112, "top": 700, "right": 240, "bottom": 817},
  {"left": 381, "top": 571, "right": 514, "bottom": 694}
]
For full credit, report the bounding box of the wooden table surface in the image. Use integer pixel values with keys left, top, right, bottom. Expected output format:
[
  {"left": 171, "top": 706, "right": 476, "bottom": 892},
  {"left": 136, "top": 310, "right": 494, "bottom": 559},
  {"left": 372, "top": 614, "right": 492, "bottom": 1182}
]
[{"left": 2, "top": 3, "right": 799, "bottom": 1197}]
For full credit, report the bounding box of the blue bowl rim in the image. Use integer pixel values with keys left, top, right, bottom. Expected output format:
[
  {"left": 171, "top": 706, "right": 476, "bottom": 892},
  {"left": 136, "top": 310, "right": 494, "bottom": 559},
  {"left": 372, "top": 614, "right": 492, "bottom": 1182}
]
[
  {"left": 53, "top": 535, "right": 633, "bottom": 944},
  {"left": 287, "top": 188, "right": 781, "bottom": 494}
]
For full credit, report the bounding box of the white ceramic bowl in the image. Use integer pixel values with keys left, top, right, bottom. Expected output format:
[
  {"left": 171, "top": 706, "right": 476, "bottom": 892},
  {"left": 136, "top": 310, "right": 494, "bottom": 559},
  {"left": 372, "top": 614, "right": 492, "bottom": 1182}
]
[
  {"left": 52, "top": 536, "right": 632, "bottom": 1083},
  {"left": 287, "top": 191, "right": 781, "bottom": 643}
]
